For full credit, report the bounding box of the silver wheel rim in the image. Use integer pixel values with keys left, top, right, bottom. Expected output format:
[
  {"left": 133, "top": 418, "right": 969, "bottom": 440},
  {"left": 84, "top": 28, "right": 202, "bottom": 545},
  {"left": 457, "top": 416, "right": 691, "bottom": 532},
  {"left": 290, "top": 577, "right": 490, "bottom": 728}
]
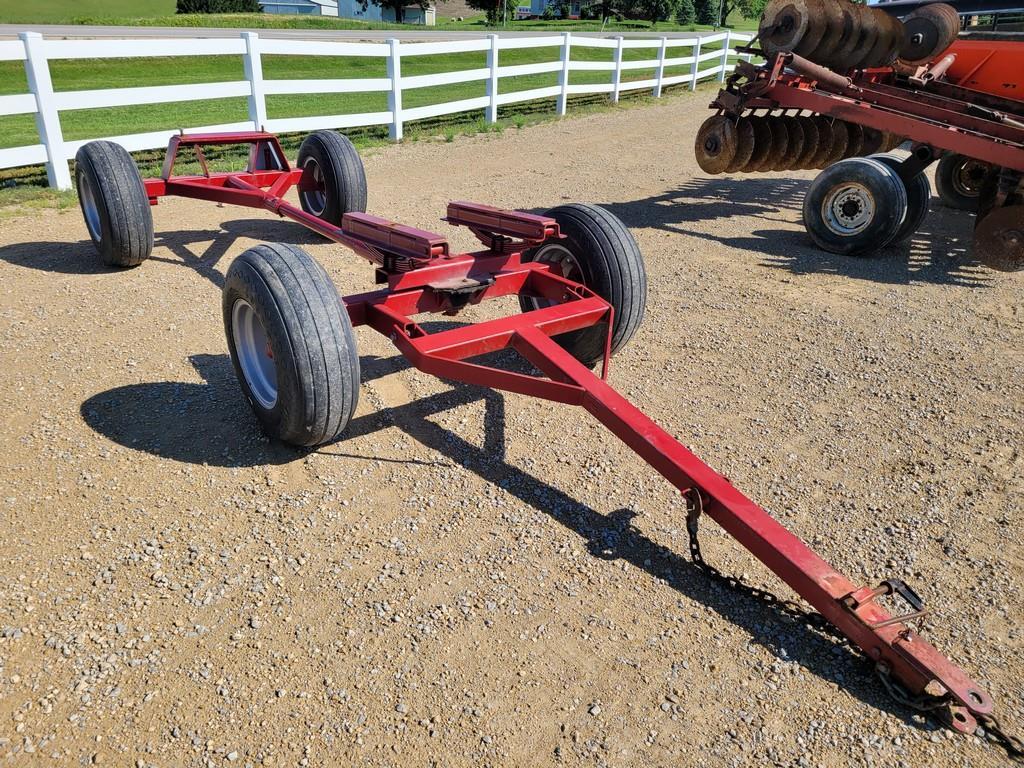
[
  {"left": 300, "top": 158, "right": 327, "bottom": 217},
  {"left": 952, "top": 159, "right": 985, "bottom": 199},
  {"left": 80, "top": 173, "right": 102, "bottom": 242},
  {"left": 526, "top": 243, "right": 583, "bottom": 310},
  {"left": 231, "top": 299, "right": 278, "bottom": 410},
  {"left": 822, "top": 182, "right": 876, "bottom": 237}
]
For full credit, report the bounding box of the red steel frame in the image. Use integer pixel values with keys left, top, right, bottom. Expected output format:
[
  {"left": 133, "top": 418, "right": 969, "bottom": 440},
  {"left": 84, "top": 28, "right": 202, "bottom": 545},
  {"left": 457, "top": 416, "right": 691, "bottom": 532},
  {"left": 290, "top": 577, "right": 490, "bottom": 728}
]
[
  {"left": 714, "top": 52, "right": 1024, "bottom": 172},
  {"left": 145, "top": 131, "right": 996, "bottom": 733}
]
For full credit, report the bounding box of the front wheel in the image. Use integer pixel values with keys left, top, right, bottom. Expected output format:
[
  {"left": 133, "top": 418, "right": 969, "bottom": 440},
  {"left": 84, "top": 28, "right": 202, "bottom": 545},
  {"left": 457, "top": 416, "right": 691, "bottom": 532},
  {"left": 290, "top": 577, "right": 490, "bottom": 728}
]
[
  {"left": 519, "top": 204, "right": 646, "bottom": 367},
  {"left": 802, "top": 157, "right": 908, "bottom": 256},
  {"left": 223, "top": 243, "right": 360, "bottom": 447},
  {"left": 296, "top": 131, "right": 367, "bottom": 226}
]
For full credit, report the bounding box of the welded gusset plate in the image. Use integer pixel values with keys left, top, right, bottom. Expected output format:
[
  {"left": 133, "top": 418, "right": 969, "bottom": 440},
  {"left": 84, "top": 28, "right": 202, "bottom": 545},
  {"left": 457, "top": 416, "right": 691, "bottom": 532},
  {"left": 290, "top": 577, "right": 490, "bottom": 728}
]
[
  {"left": 695, "top": 115, "right": 739, "bottom": 174},
  {"left": 975, "top": 206, "right": 1024, "bottom": 271}
]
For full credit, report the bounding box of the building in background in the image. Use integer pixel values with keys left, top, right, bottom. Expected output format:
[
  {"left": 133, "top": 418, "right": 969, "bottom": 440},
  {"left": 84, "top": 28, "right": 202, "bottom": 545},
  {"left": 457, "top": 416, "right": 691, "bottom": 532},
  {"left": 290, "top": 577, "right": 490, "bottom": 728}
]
[{"left": 259, "top": 0, "right": 436, "bottom": 23}]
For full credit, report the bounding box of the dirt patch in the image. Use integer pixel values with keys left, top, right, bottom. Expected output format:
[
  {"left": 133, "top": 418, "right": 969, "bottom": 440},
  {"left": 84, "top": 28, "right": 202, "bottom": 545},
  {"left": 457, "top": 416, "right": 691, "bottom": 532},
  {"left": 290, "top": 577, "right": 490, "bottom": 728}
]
[{"left": 0, "top": 94, "right": 1021, "bottom": 767}]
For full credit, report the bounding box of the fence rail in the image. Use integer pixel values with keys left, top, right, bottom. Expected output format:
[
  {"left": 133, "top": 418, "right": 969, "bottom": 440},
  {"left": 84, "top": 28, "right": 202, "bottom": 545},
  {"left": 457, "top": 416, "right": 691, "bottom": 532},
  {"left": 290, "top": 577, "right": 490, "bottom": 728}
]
[{"left": 2, "top": 29, "right": 755, "bottom": 190}]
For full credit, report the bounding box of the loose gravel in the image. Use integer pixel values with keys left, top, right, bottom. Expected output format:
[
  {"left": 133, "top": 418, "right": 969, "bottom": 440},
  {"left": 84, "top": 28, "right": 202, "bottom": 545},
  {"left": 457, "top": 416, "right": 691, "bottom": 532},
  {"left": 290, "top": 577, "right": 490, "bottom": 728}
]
[{"left": 0, "top": 93, "right": 1021, "bottom": 767}]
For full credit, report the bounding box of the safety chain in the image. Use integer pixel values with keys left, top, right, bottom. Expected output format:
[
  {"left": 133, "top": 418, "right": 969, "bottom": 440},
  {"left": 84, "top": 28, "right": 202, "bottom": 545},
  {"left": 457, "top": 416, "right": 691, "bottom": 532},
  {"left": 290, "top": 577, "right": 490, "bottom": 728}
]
[
  {"left": 977, "top": 714, "right": 1024, "bottom": 762},
  {"left": 682, "top": 490, "right": 848, "bottom": 646},
  {"left": 682, "top": 489, "right": 1024, "bottom": 763}
]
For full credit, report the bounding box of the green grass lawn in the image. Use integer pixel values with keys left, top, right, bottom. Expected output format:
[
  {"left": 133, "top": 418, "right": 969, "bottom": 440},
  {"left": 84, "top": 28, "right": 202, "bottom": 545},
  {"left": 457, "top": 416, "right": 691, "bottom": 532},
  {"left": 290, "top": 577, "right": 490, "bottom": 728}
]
[
  {"left": 0, "top": 0, "right": 175, "bottom": 24},
  {"left": 0, "top": 38, "right": 748, "bottom": 154}
]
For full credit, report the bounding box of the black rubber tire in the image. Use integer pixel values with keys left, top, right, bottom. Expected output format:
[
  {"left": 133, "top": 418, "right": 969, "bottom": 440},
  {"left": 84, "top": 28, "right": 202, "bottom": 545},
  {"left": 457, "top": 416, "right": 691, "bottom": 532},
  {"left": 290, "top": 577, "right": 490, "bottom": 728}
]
[
  {"left": 519, "top": 204, "right": 646, "bottom": 366},
  {"left": 871, "top": 153, "right": 931, "bottom": 244},
  {"left": 934, "top": 153, "right": 985, "bottom": 212},
  {"left": 74, "top": 141, "right": 153, "bottom": 267},
  {"left": 222, "top": 243, "right": 360, "bottom": 447},
  {"left": 802, "top": 157, "right": 908, "bottom": 256},
  {"left": 296, "top": 131, "right": 367, "bottom": 226}
]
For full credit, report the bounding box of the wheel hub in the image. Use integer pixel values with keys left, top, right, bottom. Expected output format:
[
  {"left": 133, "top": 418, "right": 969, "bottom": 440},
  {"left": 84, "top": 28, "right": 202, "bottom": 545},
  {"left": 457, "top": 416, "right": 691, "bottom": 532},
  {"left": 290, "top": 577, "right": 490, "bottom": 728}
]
[
  {"left": 823, "top": 183, "right": 875, "bottom": 236},
  {"left": 232, "top": 298, "right": 278, "bottom": 410}
]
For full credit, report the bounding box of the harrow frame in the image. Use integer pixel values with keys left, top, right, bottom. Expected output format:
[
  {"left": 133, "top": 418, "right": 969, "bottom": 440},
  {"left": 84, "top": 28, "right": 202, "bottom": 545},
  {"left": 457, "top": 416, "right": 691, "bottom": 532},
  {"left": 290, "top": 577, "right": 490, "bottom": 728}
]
[{"left": 142, "top": 130, "right": 997, "bottom": 734}]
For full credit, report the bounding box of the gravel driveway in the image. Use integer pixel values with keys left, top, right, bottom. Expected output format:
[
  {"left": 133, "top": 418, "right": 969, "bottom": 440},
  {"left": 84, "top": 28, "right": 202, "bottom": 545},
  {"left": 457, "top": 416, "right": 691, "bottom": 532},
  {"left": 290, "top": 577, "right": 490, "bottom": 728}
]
[{"left": 0, "top": 94, "right": 1021, "bottom": 767}]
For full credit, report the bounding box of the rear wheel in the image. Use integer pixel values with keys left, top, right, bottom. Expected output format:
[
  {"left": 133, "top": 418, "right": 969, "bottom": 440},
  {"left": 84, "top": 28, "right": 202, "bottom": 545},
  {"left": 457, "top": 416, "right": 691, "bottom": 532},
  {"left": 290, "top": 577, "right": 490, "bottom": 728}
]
[
  {"left": 802, "top": 157, "right": 908, "bottom": 256},
  {"left": 296, "top": 131, "right": 367, "bottom": 225},
  {"left": 871, "top": 153, "right": 931, "bottom": 244},
  {"left": 75, "top": 141, "right": 153, "bottom": 267},
  {"left": 223, "top": 243, "right": 360, "bottom": 447},
  {"left": 519, "top": 204, "right": 646, "bottom": 366},
  {"left": 935, "top": 153, "right": 988, "bottom": 212}
]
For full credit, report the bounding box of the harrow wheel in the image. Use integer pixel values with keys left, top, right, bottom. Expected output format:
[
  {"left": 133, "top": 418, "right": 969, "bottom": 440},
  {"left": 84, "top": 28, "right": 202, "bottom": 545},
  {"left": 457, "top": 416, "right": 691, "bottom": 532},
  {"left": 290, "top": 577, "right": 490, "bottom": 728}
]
[
  {"left": 760, "top": 0, "right": 815, "bottom": 56},
  {"left": 935, "top": 153, "right": 989, "bottom": 212},
  {"left": 223, "top": 242, "right": 360, "bottom": 447},
  {"left": 695, "top": 115, "right": 739, "bottom": 175},
  {"left": 809, "top": 117, "right": 835, "bottom": 169},
  {"left": 75, "top": 141, "right": 154, "bottom": 268},
  {"left": 823, "top": 119, "right": 849, "bottom": 167},
  {"left": 795, "top": 116, "right": 821, "bottom": 170},
  {"left": 871, "top": 153, "right": 931, "bottom": 245},
  {"left": 843, "top": 123, "right": 865, "bottom": 159},
  {"left": 802, "top": 157, "right": 908, "bottom": 256},
  {"left": 520, "top": 204, "right": 646, "bottom": 367},
  {"left": 297, "top": 131, "right": 367, "bottom": 226}
]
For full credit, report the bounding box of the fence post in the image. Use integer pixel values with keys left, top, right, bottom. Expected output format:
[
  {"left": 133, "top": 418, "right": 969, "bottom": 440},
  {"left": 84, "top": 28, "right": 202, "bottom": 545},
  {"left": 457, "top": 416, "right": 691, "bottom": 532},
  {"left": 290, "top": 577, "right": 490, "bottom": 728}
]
[
  {"left": 242, "top": 32, "right": 267, "bottom": 131},
  {"left": 653, "top": 36, "right": 667, "bottom": 98},
  {"left": 387, "top": 38, "right": 403, "bottom": 141},
  {"left": 557, "top": 32, "right": 571, "bottom": 117},
  {"left": 610, "top": 36, "right": 618, "bottom": 104},
  {"left": 718, "top": 30, "right": 731, "bottom": 83},
  {"left": 690, "top": 37, "right": 702, "bottom": 91},
  {"left": 486, "top": 33, "right": 499, "bottom": 124},
  {"left": 21, "top": 32, "right": 70, "bottom": 190}
]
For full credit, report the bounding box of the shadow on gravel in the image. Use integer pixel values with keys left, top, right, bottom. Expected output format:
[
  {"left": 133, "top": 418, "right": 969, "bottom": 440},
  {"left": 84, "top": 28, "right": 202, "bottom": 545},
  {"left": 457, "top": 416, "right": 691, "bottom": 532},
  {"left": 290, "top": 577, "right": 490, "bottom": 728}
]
[
  {"left": 0, "top": 218, "right": 322, "bottom": 286},
  {"left": 329, "top": 379, "right": 929, "bottom": 733},
  {"left": 603, "top": 178, "right": 992, "bottom": 288},
  {"left": 81, "top": 345, "right": 933, "bottom": 731}
]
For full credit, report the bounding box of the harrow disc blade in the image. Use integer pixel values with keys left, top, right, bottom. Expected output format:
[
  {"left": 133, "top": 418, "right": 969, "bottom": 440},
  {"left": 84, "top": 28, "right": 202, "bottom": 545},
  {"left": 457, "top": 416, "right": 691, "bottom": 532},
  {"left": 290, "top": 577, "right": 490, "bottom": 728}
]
[
  {"left": 823, "top": 119, "right": 849, "bottom": 167},
  {"left": 809, "top": 116, "right": 835, "bottom": 169},
  {"left": 745, "top": 116, "right": 775, "bottom": 172},
  {"left": 695, "top": 115, "right": 739, "bottom": 174},
  {"left": 859, "top": 126, "right": 886, "bottom": 155},
  {"left": 862, "top": 7, "right": 902, "bottom": 68},
  {"left": 974, "top": 207, "right": 1024, "bottom": 274},
  {"left": 847, "top": 6, "right": 880, "bottom": 69},
  {"left": 760, "top": 0, "right": 827, "bottom": 56},
  {"left": 843, "top": 122, "right": 864, "bottom": 158},
  {"left": 806, "top": 0, "right": 847, "bottom": 66},
  {"left": 725, "top": 117, "right": 758, "bottom": 173},
  {"left": 829, "top": 1, "right": 863, "bottom": 72},
  {"left": 901, "top": 2, "right": 961, "bottom": 64},
  {"left": 765, "top": 116, "right": 790, "bottom": 171},
  {"left": 780, "top": 116, "right": 805, "bottom": 169},
  {"left": 796, "top": 116, "right": 821, "bottom": 169},
  {"left": 974, "top": 205, "right": 1024, "bottom": 271}
]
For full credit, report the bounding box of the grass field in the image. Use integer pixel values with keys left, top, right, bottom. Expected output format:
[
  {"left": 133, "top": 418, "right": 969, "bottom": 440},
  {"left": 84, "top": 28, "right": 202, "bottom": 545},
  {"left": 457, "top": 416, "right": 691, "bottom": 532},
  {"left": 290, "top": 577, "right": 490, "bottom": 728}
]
[
  {"left": 0, "top": 0, "right": 175, "bottom": 24},
  {"left": 0, "top": 40, "right": 744, "bottom": 156}
]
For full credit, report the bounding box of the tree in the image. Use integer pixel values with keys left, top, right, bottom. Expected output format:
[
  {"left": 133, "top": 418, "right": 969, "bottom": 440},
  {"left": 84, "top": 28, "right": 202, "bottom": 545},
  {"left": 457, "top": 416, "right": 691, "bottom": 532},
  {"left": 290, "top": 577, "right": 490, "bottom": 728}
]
[
  {"left": 621, "top": 0, "right": 676, "bottom": 24},
  {"left": 694, "top": 0, "right": 718, "bottom": 24},
  {"left": 734, "top": 0, "right": 767, "bottom": 20},
  {"left": 465, "top": 0, "right": 518, "bottom": 24},
  {"left": 675, "top": 0, "right": 695, "bottom": 24},
  {"left": 360, "top": 0, "right": 430, "bottom": 23}
]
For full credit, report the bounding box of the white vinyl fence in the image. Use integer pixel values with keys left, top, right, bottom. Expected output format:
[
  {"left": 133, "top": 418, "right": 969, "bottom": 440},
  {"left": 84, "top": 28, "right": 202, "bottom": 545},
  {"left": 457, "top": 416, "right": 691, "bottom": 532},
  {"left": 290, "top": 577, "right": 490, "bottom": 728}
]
[{"left": 1, "top": 30, "right": 754, "bottom": 190}]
